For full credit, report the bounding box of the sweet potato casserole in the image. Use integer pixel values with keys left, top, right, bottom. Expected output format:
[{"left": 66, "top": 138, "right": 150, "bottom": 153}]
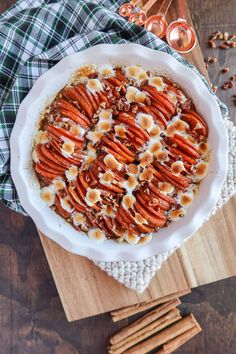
[{"left": 32, "top": 64, "right": 209, "bottom": 245}]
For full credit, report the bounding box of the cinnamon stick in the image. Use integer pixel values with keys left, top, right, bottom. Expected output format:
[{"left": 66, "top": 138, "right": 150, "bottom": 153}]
[
  {"left": 110, "top": 298, "right": 181, "bottom": 345},
  {"left": 124, "top": 314, "right": 199, "bottom": 354},
  {"left": 162, "top": 322, "right": 201, "bottom": 352},
  {"left": 108, "top": 308, "right": 181, "bottom": 354},
  {"left": 111, "top": 289, "right": 190, "bottom": 322}
]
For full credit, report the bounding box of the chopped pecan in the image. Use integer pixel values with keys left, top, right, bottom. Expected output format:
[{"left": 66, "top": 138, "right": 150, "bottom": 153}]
[
  {"left": 212, "top": 85, "right": 218, "bottom": 93},
  {"left": 219, "top": 43, "right": 228, "bottom": 49},
  {"left": 223, "top": 32, "right": 229, "bottom": 41},
  {"left": 221, "top": 67, "right": 229, "bottom": 73},
  {"left": 209, "top": 57, "right": 217, "bottom": 63},
  {"left": 222, "top": 81, "right": 234, "bottom": 90},
  {"left": 208, "top": 40, "right": 216, "bottom": 48}
]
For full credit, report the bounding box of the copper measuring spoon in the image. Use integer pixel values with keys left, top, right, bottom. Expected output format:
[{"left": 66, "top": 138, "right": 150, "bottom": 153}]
[
  {"left": 165, "top": 0, "right": 196, "bottom": 53},
  {"left": 119, "top": 0, "right": 141, "bottom": 18},
  {"left": 121, "top": 0, "right": 197, "bottom": 53},
  {"left": 128, "top": 0, "right": 173, "bottom": 39},
  {"left": 128, "top": 0, "right": 158, "bottom": 26},
  {"left": 145, "top": 0, "right": 174, "bottom": 38}
]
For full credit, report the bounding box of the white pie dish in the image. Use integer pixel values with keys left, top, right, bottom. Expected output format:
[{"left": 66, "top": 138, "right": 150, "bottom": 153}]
[{"left": 10, "top": 43, "right": 228, "bottom": 261}]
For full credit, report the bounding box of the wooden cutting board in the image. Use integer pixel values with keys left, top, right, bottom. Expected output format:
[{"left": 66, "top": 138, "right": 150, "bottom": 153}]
[{"left": 38, "top": 0, "right": 236, "bottom": 322}]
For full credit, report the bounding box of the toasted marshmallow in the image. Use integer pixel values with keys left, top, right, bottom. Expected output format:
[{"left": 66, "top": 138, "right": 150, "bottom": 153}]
[
  {"left": 148, "top": 138, "right": 162, "bottom": 155},
  {"left": 169, "top": 208, "right": 186, "bottom": 221},
  {"left": 139, "top": 167, "right": 154, "bottom": 182},
  {"left": 125, "top": 65, "right": 142, "bottom": 79},
  {"left": 126, "top": 86, "right": 139, "bottom": 103},
  {"left": 127, "top": 163, "right": 140, "bottom": 176},
  {"left": 158, "top": 182, "right": 174, "bottom": 194},
  {"left": 40, "top": 187, "right": 55, "bottom": 206},
  {"left": 32, "top": 149, "right": 39, "bottom": 163},
  {"left": 115, "top": 124, "right": 126, "bottom": 138},
  {"left": 125, "top": 65, "right": 148, "bottom": 85},
  {"left": 36, "top": 130, "right": 49, "bottom": 144},
  {"left": 99, "top": 109, "right": 112, "bottom": 120},
  {"left": 173, "top": 119, "right": 189, "bottom": 132},
  {"left": 88, "top": 228, "right": 106, "bottom": 243},
  {"left": 98, "top": 64, "right": 115, "bottom": 78},
  {"left": 165, "top": 123, "right": 177, "bottom": 137},
  {"left": 135, "top": 91, "right": 147, "bottom": 103},
  {"left": 122, "top": 194, "right": 136, "bottom": 209},
  {"left": 138, "top": 235, "right": 152, "bottom": 245},
  {"left": 167, "top": 91, "right": 178, "bottom": 106},
  {"left": 60, "top": 196, "right": 73, "bottom": 213},
  {"left": 87, "top": 141, "right": 96, "bottom": 152},
  {"left": 87, "top": 130, "right": 103, "bottom": 144},
  {"left": 136, "top": 70, "right": 149, "bottom": 84},
  {"left": 102, "top": 204, "right": 115, "bottom": 217},
  {"left": 171, "top": 161, "right": 185, "bottom": 175},
  {"left": 179, "top": 191, "right": 194, "bottom": 207},
  {"left": 65, "top": 166, "right": 78, "bottom": 181},
  {"left": 165, "top": 116, "right": 187, "bottom": 136},
  {"left": 97, "top": 120, "right": 112, "bottom": 133},
  {"left": 83, "top": 150, "right": 97, "bottom": 167},
  {"left": 72, "top": 212, "right": 86, "bottom": 227},
  {"left": 136, "top": 113, "right": 154, "bottom": 132},
  {"left": 149, "top": 125, "right": 161, "bottom": 138},
  {"left": 52, "top": 178, "right": 66, "bottom": 191},
  {"left": 104, "top": 153, "right": 122, "bottom": 170},
  {"left": 151, "top": 143, "right": 162, "bottom": 155},
  {"left": 198, "top": 142, "right": 210, "bottom": 157},
  {"left": 195, "top": 161, "right": 208, "bottom": 180},
  {"left": 149, "top": 76, "right": 166, "bottom": 91},
  {"left": 70, "top": 125, "right": 86, "bottom": 137},
  {"left": 61, "top": 140, "right": 75, "bottom": 157},
  {"left": 125, "top": 231, "right": 139, "bottom": 245},
  {"left": 86, "top": 79, "right": 103, "bottom": 93},
  {"left": 122, "top": 176, "right": 138, "bottom": 194},
  {"left": 99, "top": 171, "right": 114, "bottom": 185},
  {"left": 126, "top": 86, "right": 147, "bottom": 103},
  {"left": 73, "top": 64, "right": 96, "bottom": 83},
  {"left": 127, "top": 176, "right": 138, "bottom": 189},
  {"left": 139, "top": 150, "right": 153, "bottom": 167},
  {"left": 134, "top": 212, "right": 148, "bottom": 225},
  {"left": 155, "top": 150, "right": 169, "bottom": 162},
  {"left": 85, "top": 188, "right": 101, "bottom": 206}
]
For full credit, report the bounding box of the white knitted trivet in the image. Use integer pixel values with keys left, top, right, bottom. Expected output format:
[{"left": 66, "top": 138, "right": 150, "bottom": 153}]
[{"left": 95, "top": 105, "right": 236, "bottom": 293}]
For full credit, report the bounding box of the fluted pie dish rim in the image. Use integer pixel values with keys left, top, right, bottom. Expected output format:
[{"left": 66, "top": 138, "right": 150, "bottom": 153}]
[{"left": 10, "top": 44, "right": 228, "bottom": 261}]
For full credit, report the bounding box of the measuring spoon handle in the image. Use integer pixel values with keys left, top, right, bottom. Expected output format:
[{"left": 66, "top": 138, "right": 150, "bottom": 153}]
[{"left": 158, "top": 0, "right": 174, "bottom": 17}]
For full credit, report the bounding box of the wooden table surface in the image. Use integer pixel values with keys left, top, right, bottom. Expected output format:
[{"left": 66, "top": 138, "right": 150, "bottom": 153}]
[{"left": 0, "top": 0, "right": 236, "bottom": 353}]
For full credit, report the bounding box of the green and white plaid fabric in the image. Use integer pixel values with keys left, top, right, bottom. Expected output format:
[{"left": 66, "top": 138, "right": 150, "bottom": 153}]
[{"left": 0, "top": 0, "right": 229, "bottom": 215}]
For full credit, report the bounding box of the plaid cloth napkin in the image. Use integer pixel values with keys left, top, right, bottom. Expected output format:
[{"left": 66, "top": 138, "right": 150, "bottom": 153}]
[{"left": 1, "top": 0, "right": 235, "bottom": 292}]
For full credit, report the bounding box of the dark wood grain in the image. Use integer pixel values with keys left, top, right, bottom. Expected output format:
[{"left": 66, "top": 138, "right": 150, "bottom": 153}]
[
  {"left": 189, "top": 0, "right": 236, "bottom": 125},
  {"left": 0, "top": 0, "right": 236, "bottom": 353}
]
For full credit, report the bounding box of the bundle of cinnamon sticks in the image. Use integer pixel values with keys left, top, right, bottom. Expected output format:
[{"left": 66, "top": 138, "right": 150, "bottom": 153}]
[{"left": 108, "top": 289, "right": 201, "bottom": 354}]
